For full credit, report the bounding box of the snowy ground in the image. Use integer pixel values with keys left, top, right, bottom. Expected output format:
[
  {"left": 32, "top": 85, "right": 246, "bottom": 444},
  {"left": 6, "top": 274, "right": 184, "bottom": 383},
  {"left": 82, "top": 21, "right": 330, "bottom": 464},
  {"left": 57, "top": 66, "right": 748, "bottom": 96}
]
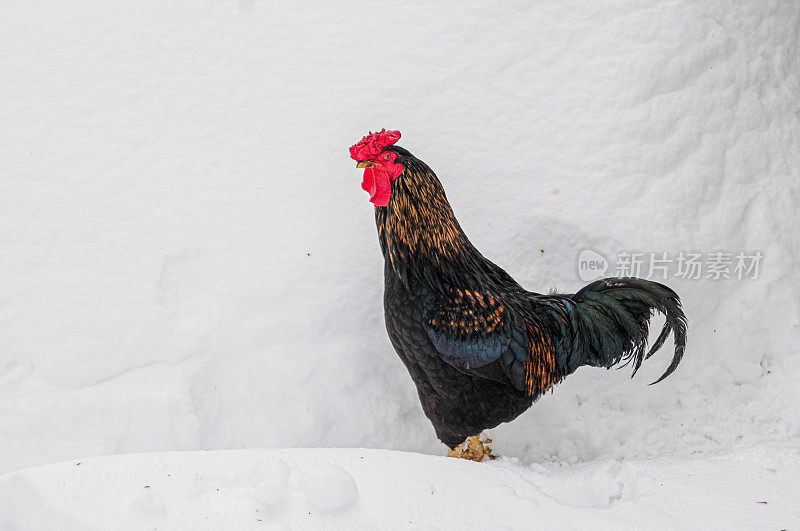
[
  {"left": 2, "top": 447, "right": 798, "bottom": 529},
  {"left": 2, "top": 0, "right": 799, "bottom": 528}
]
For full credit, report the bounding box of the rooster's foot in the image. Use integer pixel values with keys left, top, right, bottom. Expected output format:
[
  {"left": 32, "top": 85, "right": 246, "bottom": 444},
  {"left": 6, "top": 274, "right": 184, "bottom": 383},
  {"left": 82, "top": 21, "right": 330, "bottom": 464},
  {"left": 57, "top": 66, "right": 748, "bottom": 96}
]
[{"left": 447, "top": 435, "right": 496, "bottom": 462}]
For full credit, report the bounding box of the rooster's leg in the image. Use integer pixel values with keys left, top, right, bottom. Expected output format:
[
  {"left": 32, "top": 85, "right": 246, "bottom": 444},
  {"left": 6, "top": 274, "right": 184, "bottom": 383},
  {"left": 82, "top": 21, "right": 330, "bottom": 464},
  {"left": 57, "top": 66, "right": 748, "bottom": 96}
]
[{"left": 447, "top": 434, "right": 496, "bottom": 461}]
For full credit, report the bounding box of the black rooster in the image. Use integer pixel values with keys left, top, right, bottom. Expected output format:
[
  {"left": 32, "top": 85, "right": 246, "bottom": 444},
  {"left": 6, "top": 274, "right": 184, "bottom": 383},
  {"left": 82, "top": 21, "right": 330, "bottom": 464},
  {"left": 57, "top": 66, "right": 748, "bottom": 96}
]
[{"left": 350, "top": 130, "right": 687, "bottom": 460}]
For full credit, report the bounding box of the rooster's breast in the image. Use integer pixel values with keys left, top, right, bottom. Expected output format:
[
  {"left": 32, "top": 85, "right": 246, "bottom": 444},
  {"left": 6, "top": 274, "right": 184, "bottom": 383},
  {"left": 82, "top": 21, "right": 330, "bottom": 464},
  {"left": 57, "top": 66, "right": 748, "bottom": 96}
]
[{"left": 381, "top": 264, "right": 533, "bottom": 447}]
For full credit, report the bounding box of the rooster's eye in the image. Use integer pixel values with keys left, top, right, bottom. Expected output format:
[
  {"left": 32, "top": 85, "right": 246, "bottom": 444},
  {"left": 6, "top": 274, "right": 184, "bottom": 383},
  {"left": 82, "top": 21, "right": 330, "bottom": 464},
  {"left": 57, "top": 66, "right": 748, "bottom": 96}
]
[{"left": 383, "top": 153, "right": 391, "bottom": 160}]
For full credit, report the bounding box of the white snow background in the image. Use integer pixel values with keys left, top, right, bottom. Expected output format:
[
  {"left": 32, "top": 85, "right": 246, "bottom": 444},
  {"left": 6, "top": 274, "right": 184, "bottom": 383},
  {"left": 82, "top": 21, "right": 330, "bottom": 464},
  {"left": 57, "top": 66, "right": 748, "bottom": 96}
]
[{"left": 1, "top": 0, "right": 799, "bottom": 528}]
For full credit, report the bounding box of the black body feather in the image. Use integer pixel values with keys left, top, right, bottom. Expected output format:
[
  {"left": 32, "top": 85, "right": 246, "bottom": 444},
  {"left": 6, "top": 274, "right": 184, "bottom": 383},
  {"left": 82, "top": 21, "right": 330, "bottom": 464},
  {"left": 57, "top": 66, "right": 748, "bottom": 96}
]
[{"left": 373, "top": 146, "right": 687, "bottom": 448}]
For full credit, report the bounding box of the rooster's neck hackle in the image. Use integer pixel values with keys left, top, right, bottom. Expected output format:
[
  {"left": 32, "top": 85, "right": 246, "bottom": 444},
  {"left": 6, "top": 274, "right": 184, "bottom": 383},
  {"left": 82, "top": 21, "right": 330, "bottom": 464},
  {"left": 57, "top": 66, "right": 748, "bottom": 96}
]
[{"left": 375, "top": 157, "right": 499, "bottom": 294}]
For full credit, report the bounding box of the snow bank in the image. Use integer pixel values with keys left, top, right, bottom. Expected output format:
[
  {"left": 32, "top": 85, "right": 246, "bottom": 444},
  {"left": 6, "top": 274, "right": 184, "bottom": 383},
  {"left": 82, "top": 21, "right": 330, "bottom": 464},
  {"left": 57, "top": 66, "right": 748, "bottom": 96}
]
[
  {"left": 1, "top": 0, "right": 799, "bottom": 510},
  {"left": 1, "top": 448, "right": 798, "bottom": 529}
]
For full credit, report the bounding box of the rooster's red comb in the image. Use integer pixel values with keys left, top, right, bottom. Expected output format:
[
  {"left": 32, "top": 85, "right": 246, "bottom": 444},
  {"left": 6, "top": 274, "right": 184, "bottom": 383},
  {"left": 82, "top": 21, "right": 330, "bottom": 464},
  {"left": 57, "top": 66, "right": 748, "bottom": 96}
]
[{"left": 349, "top": 129, "right": 401, "bottom": 161}]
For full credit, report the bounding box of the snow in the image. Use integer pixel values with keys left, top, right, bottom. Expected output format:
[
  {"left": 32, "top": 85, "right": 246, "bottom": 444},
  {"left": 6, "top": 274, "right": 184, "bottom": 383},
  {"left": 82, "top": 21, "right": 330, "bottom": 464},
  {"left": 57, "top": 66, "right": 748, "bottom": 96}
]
[
  {"left": 1, "top": 0, "right": 799, "bottom": 528},
  {"left": 295, "top": 463, "right": 359, "bottom": 513},
  {"left": 1, "top": 448, "right": 798, "bottom": 529}
]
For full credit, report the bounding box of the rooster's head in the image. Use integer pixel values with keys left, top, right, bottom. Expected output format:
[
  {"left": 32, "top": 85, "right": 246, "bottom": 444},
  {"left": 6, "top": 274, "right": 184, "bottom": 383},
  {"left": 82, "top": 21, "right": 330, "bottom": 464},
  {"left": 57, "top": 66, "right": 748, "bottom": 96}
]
[{"left": 349, "top": 129, "right": 404, "bottom": 207}]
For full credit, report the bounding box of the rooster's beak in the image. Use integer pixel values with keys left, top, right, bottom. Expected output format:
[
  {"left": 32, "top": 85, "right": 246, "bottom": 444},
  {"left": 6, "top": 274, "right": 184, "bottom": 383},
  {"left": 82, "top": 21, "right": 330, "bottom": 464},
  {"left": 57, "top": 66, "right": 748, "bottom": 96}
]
[{"left": 356, "top": 161, "right": 375, "bottom": 168}]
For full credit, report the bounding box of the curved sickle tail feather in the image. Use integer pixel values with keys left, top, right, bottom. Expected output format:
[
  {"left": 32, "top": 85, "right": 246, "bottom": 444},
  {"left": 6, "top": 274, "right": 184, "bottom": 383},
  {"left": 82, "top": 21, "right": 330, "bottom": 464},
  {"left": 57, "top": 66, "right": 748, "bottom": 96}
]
[{"left": 553, "top": 277, "right": 687, "bottom": 384}]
